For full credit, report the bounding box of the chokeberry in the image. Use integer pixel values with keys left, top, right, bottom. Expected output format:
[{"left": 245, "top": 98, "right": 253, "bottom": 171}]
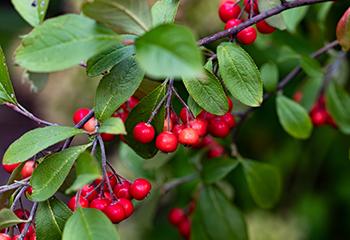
[
  {"left": 155, "top": 131, "right": 178, "bottom": 153},
  {"left": 133, "top": 122, "right": 155, "bottom": 144},
  {"left": 129, "top": 178, "right": 151, "bottom": 201}
]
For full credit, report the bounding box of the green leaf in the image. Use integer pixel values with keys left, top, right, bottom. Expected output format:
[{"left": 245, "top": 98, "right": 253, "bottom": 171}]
[
  {"left": 326, "top": 82, "right": 350, "bottom": 134},
  {"left": 282, "top": 6, "right": 309, "bottom": 33},
  {"left": 151, "top": 0, "right": 180, "bottom": 26},
  {"left": 183, "top": 70, "right": 228, "bottom": 115},
  {"left": 31, "top": 144, "right": 91, "bottom": 201},
  {"left": 242, "top": 160, "right": 281, "bottom": 209},
  {"left": 11, "top": 0, "right": 49, "bottom": 27},
  {"left": 336, "top": 7, "right": 350, "bottom": 51},
  {"left": 98, "top": 117, "right": 126, "bottom": 135},
  {"left": 191, "top": 206, "right": 212, "bottom": 240},
  {"left": 0, "top": 208, "right": 26, "bottom": 230},
  {"left": 187, "top": 96, "right": 202, "bottom": 117},
  {"left": 125, "top": 83, "right": 166, "bottom": 159},
  {"left": 276, "top": 95, "right": 313, "bottom": 139},
  {"left": 95, "top": 56, "right": 144, "bottom": 121},
  {"left": 299, "top": 76, "right": 323, "bottom": 111},
  {"left": 66, "top": 152, "right": 101, "bottom": 194},
  {"left": 82, "top": 0, "right": 152, "bottom": 35},
  {"left": 191, "top": 186, "right": 248, "bottom": 240},
  {"left": 36, "top": 197, "right": 72, "bottom": 240},
  {"left": 202, "top": 158, "right": 239, "bottom": 184},
  {"left": 0, "top": 46, "right": 17, "bottom": 104},
  {"left": 22, "top": 71, "right": 49, "bottom": 93},
  {"left": 258, "top": 0, "right": 286, "bottom": 30},
  {"left": 3, "top": 126, "right": 84, "bottom": 164},
  {"left": 62, "top": 208, "right": 120, "bottom": 240},
  {"left": 300, "top": 55, "right": 323, "bottom": 79},
  {"left": 15, "top": 14, "right": 119, "bottom": 72},
  {"left": 260, "top": 62, "right": 279, "bottom": 92},
  {"left": 135, "top": 24, "right": 203, "bottom": 79},
  {"left": 87, "top": 44, "right": 135, "bottom": 77},
  {"left": 217, "top": 43, "right": 263, "bottom": 107}
]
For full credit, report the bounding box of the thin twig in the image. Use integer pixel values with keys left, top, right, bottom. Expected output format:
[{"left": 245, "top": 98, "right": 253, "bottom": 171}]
[{"left": 19, "top": 202, "right": 38, "bottom": 240}]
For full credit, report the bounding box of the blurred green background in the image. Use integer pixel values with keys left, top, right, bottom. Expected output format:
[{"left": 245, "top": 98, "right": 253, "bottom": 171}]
[{"left": 1, "top": 0, "right": 350, "bottom": 239}]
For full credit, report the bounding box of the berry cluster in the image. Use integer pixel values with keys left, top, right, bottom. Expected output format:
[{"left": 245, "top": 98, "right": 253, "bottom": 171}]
[
  {"left": 310, "top": 96, "right": 336, "bottom": 127},
  {"left": 73, "top": 96, "right": 139, "bottom": 141},
  {"left": 2, "top": 160, "right": 36, "bottom": 179},
  {"left": 133, "top": 97, "right": 236, "bottom": 154},
  {"left": 219, "top": 0, "right": 275, "bottom": 45},
  {"left": 0, "top": 209, "right": 36, "bottom": 240},
  {"left": 168, "top": 202, "right": 195, "bottom": 239},
  {"left": 67, "top": 174, "right": 151, "bottom": 224}
]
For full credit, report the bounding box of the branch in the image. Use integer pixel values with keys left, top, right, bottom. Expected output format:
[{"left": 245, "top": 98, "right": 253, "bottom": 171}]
[{"left": 198, "top": 0, "right": 333, "bottom": 46}]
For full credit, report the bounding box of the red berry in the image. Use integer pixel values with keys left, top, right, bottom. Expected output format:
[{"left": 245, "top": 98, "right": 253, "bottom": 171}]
[
  {"left": 117, "top": 198, "right": 134, "bottom": 218},
  {"left": 189, "top": 119, "right": 208, "bottom": 137},
  {"left": 101, "top": 133, "right": 115, "bottom": 142},
  {"left": 155, "top": 131, "right": 178, "bottom": 153},
  {"left": 81, "top": 185, "right": 97, "bottom": 201},
  {"left": 224, "top": 18, "right": 242, "bottom": 30},
  {"left": 67, "top": 196, "right": 89, "bottom": 211},
  {"left": 12, "top": 235, "right": 28, "bottom": 240},
  {"left": 221, "top": 113, "right": 236, "bottom": 128},
  {"left": 256, "top": 20, "right": 275, "bottom": 34},
  {"left": 237, "top": 26, "right": 257, "bottom": 45},
  {"left": 208, "top": 145, "right": 225, "bottom": 159},
  {"left": 114, "top": 181, "right": 132, "bottom": 199},
  {"left": 90, "top": 198, "right": 110, "bottom": 211},
  {"left": 202, "top": 136, "right": 216, "bottom": 147},
  {"left": 0, "top": 233, "right": 11, "bottom": 240},
  {"left": 219, "top": 0, "right": 241, "bottom": 23},
  {"left": 25, "top": 186, "right": 33, "bottom": 197},
  {"left": 172, "top": 124, "right": 185, "bottom": 137},
  {"left": 2, "top": 163, "right": 20, "bottom": 173},
  {"left": 19, "top": 224, "right": 35, "bottom": 237},
  {"left": 129, "top": 178, "right": 152, "bottom": 201},
  {"left": 293, "top": 91, "right": 303, "bottom": 103},
  {"left": 178, "top": 128, "right": 200, "bottom": 146},
  {"left": 29, "top": 233, "right": 36, "bottom": 240},
  {"left": 73, "top": 108, "right": 90, "bottom": 124},
  {"left": 104, "top": 203, "right": 126, "bottom": 223},
  {"left": 244, "top": 0, "right": 259, "bottom": 14},
  {"left": 20, "top": 160, "right": 36, "bottom": 179},
  {"left": 227, "top": 97, "right": 233, "bottom": 112},
  {"left": 208, "top": 118, "right": 230, "bottom": 138},
  {"left": 14, "top": 209, "right": 30, "bottom": 220},
  {"left": 133, "top": 122, "right": 155, "bottom": 144},
  {"left": 128, "top": 96, "right": 139, "bottom": 110},
  {"left": 180, "top": 108, "right": 192, "bottom": 123},
  {"left": 198, "top": 111, "right": 215, "bottom": 120},
  {"left": 311, "top": 111, "right": 328, "bottom": 126},
  {"left": 178, "top": 218, "right": 191, "bottom": 238},
  {"left": 168, "top": 208, "right": 186, "bottom": 226}
]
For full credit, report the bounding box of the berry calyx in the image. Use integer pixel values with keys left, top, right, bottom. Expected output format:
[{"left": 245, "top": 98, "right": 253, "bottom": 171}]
[
  {"left": 256, "top": 20, "right": 275, "bottom": 34},
  {"left": 237, "top": 26, "right": 257, "bottom": 45},
  {"left": 133, "top": 122, "right": 155, "bottom": 144},
  {"left": 117, "top": 198, "right": 134, "bottom": 217},
  {"left": 67, "top": 196, "right": 89, "bottom": 211},
  {"left": 90, "top": 198, "right": 110, "bottom": 211},
  {"left": 219, "top": 0, "right": 241, "bottom": 23},
  {"left": 208, "top": 118, "right": 230, "bottom": 138},
  {"left": 20, "top": 160, "right": 36, "bottom": 179},
  {"left": 104, "top": 203, "right": 126, "bottom": 223},
  {"left": 129, "top": 178, "right": 152, "bottom": 200},
  {"left": 178, "top": 128, "right": 200, "bottom": 146},
  {"left": 2, "top": 163, "right": 20, "bottom": 173},
  {"left": 168, "top": 208, "right": 186, "bottom": 226},
  {"left": 155, "top": 131, "right": 178, "bottom": 153}
]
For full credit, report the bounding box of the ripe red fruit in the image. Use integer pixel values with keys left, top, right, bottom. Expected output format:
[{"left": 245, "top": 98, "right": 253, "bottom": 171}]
[
  {"left": 208, "top": 118, "right": 230, "bottom": 138},
  {"left": 189, "top": 119, "right": 208, "bottom": 137},
  {"left": 25, "top": 186, "right": 33, "bottom": 197},
  {"left": 133, "top": 122, "right": 155, "bottom": 144},
  {"left": 73, "top": 108, "right": 90, "bottom": 124},
  {"left": 101, "top": 133, "right": 115, "bottom": 142},
  {"left": 155, "top": 131, "right": 178, "bottom": 153},
  {"left": 129, "top": 178, "right": 152, "bottom": 201},
  {"left": 178, "top": 218, "right": 191, "bottom": 238},
  {"left": 208, "top": 145, "right": 225, "bottom": 159},
  {"left": 172, "top": 124, "right": 185, "bottom": 137},
  {"left": 19, "top": 224, "right": 35, "bottom": 237},
  {"left": 224, "top": 18, "right": 242, "bottom": 30},
  {"left": 0, "top": 233, "right": 11, "bottom": 240},
  {"left": 81, "top": 185, "right": 97, "bottom": 201},
  {"left": 114, "top": 181, "right": 132, "bottom": 199},
  {"left": 90, "top": 198, "right": 110, "bottom": 211},
  {"left": 12, "top": 235, "right": 28, "bottom": 240},
  {"left": 198, "top": 111, "right": 215, "bottom": 120},
  {"left": 244, "top": 0, "right": 259, "bottom": 14},
  {"left": 311, "top": 111, "right": 328, "bottom": 126},
  {"left": 219, "top": 0, "right": 241, "bottom": 23},
  {"left": 14, "top": 209, "right": 30, "bottom": 220},
  {"left": 237, "top": 26, "right": 257, "bottom": 45},
  {"left": 256, "top": 20, "right": 275, "bottom": 34},
  {"left": 106, "top": 171, "right": 118, "bottom": 187},
  {"left": 227, "top": 97, "right": 233, "bottom": 112},
  {"left": 180, "top": 107, "right": 192, "bottom": 123},
  {"left": 168, "top": 208, "right": 186, "bottom": 226},
  {"left": 67, "top": 196, "right": 89, "bottom": 211},
  {"left": 293, "top": 91, "right": 303, "bottom": 103},
  {"left": 20, "top": 160, "right": 36, "bottom": 179},
  {"left": 221, "top": 113, "right": 236, "bottom": 128},
  {"left": 117, "top": 198, "right": 134, "bottom": 217},
  {"left": 104, "top": 203, "right": 126, "bottom": 223},
  {"left": 178, "top": 128, "right": 200, "bottom": 145},
  {"left": 2, "top": 163, "right": 20, "bottom": 173}
]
